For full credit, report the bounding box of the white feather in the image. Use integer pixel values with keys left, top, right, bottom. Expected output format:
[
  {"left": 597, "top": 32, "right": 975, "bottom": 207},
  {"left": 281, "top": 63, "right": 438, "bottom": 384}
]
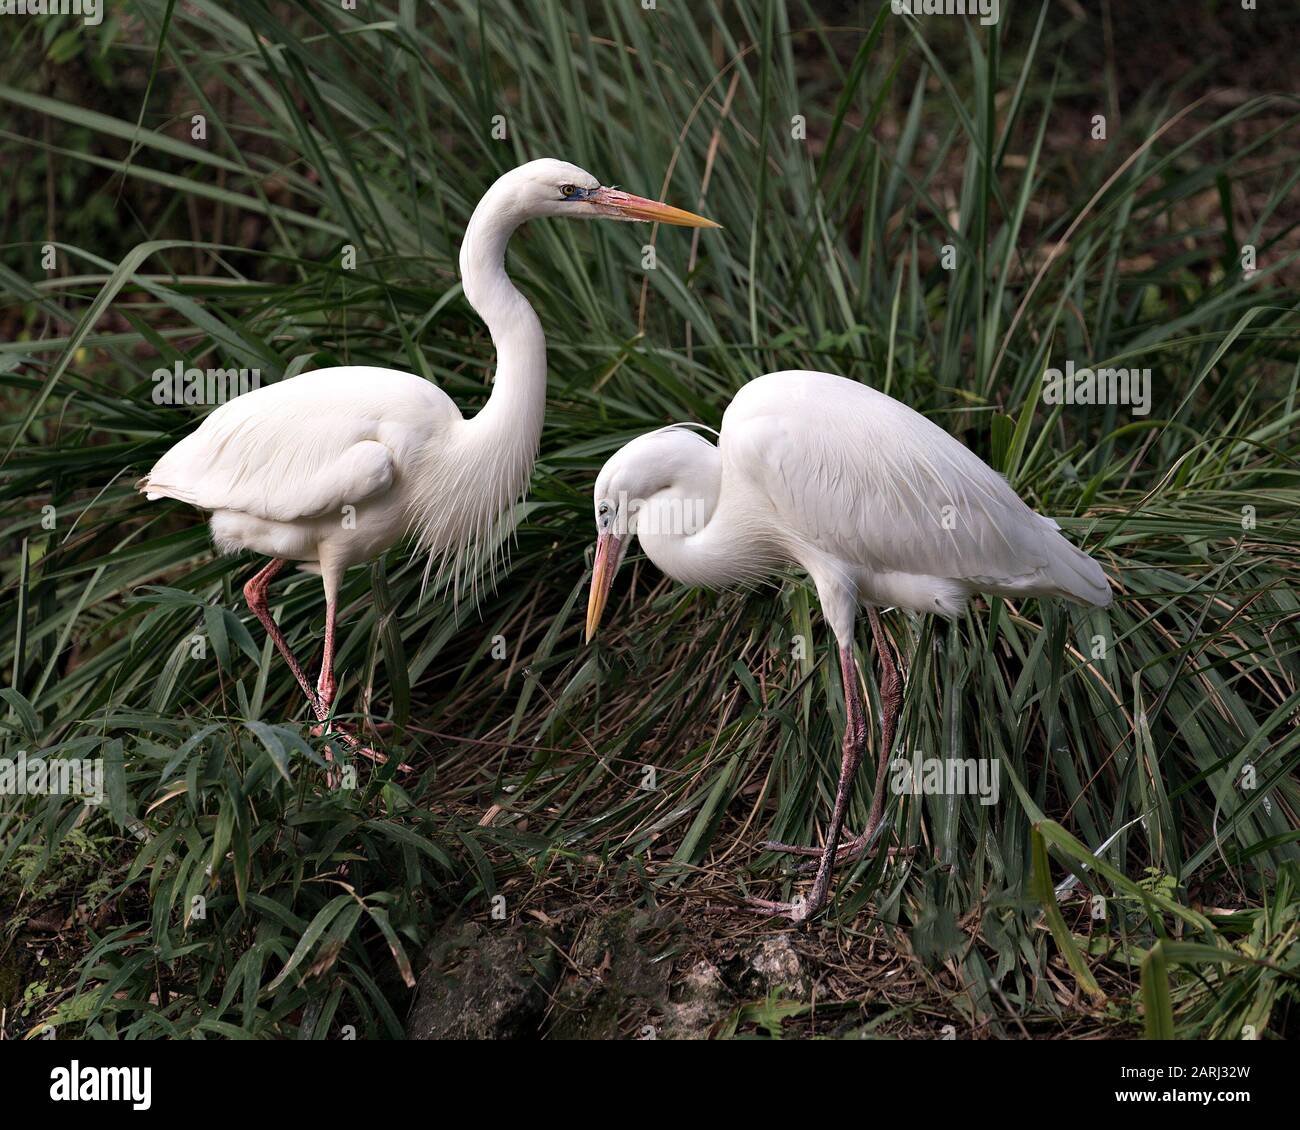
[
  {"left": 139, "top": 159, "right": 610, "bottom": 602},
  {"left": 595, "top": 370, "right": 1111, "bottom": 645}
]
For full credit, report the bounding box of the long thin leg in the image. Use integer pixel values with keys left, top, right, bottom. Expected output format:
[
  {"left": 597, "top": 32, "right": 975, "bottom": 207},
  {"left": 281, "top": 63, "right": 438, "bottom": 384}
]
[
  {"left": 244, "top": 558, "right": 325, "bottom": 719},
  {"left": 861, "top": 604, "right": 902, "bottom": 839},
  {"left": 749, "top": 643, "right": 866, "bottom": 922},
  {"left": 765, "top": 605, "right": 905, "bottom": 868},
  {"left": 245, "top": 560, "right": 408, "bottom": 778},
  {"left": 308, "top": 573, "right": 412, "bottom": 774},
  {"left": 317, "top": 581, "right": 339, "bottom": 717},
  {"left": 815, "top": 605, "right": 902, "bottom": 862}
]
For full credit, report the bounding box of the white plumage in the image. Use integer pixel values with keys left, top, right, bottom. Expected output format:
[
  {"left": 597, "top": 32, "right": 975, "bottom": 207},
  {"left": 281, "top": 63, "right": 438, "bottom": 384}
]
[
  {"left": 139, "top": 158, "right": 717, "bottom": 761},
  {"left": 724, "top": 371, "right": 1108, "bottom": 618},
  {"left": 144, "top": 366, "right": 446, "bottom": 571},
  {"left": 585, "top": 368, "right": 1110, "bottom": 920}
]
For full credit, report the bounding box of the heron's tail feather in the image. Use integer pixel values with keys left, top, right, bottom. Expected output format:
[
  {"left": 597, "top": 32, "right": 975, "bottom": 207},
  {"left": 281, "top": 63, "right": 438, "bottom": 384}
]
[
  {"left": 990, "top": 525, "right": 1111, "bottom": 607},
  {"left": 137, "top": 473, "right": 196, "bottom": 505},
  {"left": 1041, "top": 529, "right": 1111, "bottom": 607}
]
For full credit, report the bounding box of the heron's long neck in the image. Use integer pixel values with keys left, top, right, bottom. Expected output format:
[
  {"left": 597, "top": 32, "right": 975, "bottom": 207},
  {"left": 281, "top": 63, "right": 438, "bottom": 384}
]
[
  {"left": 408, "top": 195, "right": 546, "bottom": 595},
  {"left": 638, "top": 460, "right": 775, "bottom": 588},
  {"left": 458, "top": 198, "right": 546, "bottom": 483}
]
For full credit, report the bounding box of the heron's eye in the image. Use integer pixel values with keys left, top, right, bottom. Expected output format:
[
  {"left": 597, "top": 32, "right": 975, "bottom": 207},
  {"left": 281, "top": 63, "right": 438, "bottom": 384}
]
[
  {"left": 560, "top": 184, "right": 578, "bottom": 198},
  {"left": 597, "top": 501, "right": 610, "bottom": 517}
]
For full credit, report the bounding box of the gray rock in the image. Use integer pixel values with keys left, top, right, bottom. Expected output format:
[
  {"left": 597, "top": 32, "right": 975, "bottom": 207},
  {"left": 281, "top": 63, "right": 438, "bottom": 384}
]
[
  {"left": 745, "top": 935, "right": 809, "bottom": 996},
  {"left": 547, "top": 906, "right": 673, "bottom": 1039},
  {"left": 659, "top": 958, "right": 732, "bottom": 1039},
  {"left": 405, "top": 906, "right": 813, "bottom": 1040},
  {"left": 406, "top": 917, "right": 558, "bottom": 1040}
]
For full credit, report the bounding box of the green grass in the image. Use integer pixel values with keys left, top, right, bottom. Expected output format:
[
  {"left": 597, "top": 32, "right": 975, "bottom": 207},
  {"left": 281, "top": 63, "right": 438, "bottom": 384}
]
[{"left": 1, "top": 0, "right": 1298, "bottom": 1038}]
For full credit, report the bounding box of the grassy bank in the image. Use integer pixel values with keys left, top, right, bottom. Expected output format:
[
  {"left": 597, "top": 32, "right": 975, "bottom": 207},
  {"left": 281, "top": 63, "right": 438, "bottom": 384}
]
[{"left": 1, "top": 0, "right": 1297, "bottom": 1038}]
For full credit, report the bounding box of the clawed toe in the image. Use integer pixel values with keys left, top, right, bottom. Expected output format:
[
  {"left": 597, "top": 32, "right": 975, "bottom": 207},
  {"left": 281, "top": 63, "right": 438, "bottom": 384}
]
[
  {"left": 764, "top": 831, "right": 910, "bottom": 875},
  {"left": 309, "top": 721, "right": 415, "bottom": 776},
  {"left": 761, "top": 839, "right": 823, "bottom": 857},
  {"left": 791, "top": 841, "right": 912, "bottom": 874},
  {"left": 745, "top": 895, "right": 813, "bottom": 923}
]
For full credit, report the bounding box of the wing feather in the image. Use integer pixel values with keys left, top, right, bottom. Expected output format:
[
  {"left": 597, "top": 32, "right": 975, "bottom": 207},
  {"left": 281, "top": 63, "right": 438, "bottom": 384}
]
[
  {"left": 722, "top": 371, "right": 1108, "bottom": 603},
  {"left": 139, "top": 366, "right": 456, "bottom": 523}
]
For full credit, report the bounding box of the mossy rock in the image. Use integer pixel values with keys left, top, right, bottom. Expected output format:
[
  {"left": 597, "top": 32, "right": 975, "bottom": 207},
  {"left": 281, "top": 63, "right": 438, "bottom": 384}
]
[{"left": 407, "top": 917, "right": 559, "bottom": 1040}]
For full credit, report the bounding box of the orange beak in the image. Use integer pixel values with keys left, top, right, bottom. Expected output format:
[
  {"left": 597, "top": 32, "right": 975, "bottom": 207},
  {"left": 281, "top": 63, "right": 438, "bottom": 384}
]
[
  {"left": 586, "top": 187, "right": 720, "bottom": 228},
  {"left": 585, "top": 530, "right": 624, "bottom": 642}
]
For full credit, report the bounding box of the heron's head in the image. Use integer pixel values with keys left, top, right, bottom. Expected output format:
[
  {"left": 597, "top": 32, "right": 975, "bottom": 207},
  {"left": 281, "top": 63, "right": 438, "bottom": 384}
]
[
  {"left": 494, "top": 158, "right": 719, "bottom": 227},
  {"left": 585, "top": 428, "right": 721, "bottom": 642}
]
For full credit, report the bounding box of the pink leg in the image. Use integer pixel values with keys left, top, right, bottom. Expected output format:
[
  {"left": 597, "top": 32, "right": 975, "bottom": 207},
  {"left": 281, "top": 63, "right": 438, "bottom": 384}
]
[
  {"left": 246, "top": 560, "right": 411, "bottom": 777},
  {"left": 748, "top": 642, "right": 867, "bottom": 922},
  {"left": 764, "top": 605, "right": 905, "bottom": 870},
  {"left": 317, "top": 589, "right": 339, "bottom": 717},
  {"left": 244, "top": 558, "right": 325, "bottom": 720},
  {"left": 307, "top": 584, "right": 413, "bottom": 775},
  {"left": 859, "top": 604, "right": 902, "bottom": 842}
]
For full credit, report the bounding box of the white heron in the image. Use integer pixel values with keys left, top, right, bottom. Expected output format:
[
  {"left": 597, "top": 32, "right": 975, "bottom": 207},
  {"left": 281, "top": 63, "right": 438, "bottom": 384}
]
[
  {"left": 140, "top": 158, "right": 717, "bottom": 761},
  {"left": 584, "top": 370, "right": 1111, "bottom": 921}
]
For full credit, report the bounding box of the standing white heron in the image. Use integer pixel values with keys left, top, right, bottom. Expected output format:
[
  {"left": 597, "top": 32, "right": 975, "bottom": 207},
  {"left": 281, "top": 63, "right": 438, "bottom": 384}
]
[
  {"left": 584, "top": 370, "right": 1111, "bottom": 921},
  {"left": 140, "top": 158, "right": 717, "bottom": 762}
]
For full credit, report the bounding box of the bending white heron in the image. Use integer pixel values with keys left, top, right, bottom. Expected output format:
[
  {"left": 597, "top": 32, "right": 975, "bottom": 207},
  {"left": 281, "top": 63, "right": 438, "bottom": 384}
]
[
  {"left": 585, "top": 370, "right": 1110, "bottom": 921},
  {"left": 140, "top": 158, "right": 717, "bottom": 763}
]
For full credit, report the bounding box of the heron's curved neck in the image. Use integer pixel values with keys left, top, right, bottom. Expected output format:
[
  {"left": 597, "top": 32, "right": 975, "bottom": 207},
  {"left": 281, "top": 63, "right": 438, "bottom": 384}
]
[
  {"left": 459, "top": 195, "right": 546, "bottom": 450},
  {"left": 637, "top": 459, "right": 772, "bottom": 588}
]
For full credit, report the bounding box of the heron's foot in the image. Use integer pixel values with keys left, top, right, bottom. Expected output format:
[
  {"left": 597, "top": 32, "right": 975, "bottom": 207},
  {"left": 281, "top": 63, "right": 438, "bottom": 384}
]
[
  {"left": 744, "top": 894, "right": 820, "bottom": 924},
  {"left": 322, "top": 709, "right": 395, "bottom": 738},
  {"left": 763, "top": 831, "right": 911, "bottom": 874},
  {"left": 309, "top": 721, "right": 414, "bottom": 775},
  {"left": 745, "top": 874, "right": 837, "bottom": 922}
]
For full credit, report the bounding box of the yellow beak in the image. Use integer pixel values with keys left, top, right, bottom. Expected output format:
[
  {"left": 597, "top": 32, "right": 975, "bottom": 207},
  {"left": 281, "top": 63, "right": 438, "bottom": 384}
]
[
  {"left": 587, "top": 187, "right": 720, "bottom": 229},
  {"left": 585, "top": 531, "right": 623, "bottom": 643}
]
